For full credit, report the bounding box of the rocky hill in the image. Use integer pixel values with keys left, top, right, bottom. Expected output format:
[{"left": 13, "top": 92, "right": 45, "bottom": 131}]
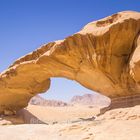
[
  {"left": 29, "top": 95, "right": 68, "bottom": 107},
  {"left": 71, "top": 93, "right": 110, "bottom": 106}
]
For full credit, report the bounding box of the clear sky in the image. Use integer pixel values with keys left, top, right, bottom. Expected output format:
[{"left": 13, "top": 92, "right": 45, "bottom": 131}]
[{"left": 0, "top": 0, "right": 140, "bottom": 101}]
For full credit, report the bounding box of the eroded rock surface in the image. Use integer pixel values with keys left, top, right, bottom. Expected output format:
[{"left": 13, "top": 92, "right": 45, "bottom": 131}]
[{"left": 0, "top": 11, "right": 140, "bottom": 114}]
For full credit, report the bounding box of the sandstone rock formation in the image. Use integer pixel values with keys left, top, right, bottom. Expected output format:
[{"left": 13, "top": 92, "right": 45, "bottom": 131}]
[
  {"left": 29, "top": 95, "right": 68, "bottom": 107},
  {"left": 0, "top": 11, "right": 140, "bottom": 114},
  {"left": 71, "top": 94, "right": 110, "bottom": 106}
]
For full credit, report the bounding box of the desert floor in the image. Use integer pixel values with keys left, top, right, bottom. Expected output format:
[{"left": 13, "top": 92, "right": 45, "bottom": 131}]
[{"left": 0, "top": 105, "right": 139, "bottom": 140}]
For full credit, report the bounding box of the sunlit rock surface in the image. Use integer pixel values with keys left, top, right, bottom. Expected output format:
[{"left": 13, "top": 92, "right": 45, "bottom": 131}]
[{"left": 0, "top": 11, "right": 140, "bottom": 114}]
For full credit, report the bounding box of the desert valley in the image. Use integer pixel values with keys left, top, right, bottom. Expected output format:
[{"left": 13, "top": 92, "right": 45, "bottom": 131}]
[
  {"left": 0, "top": 10, "right": 140, "bottom": 140},
  {"left": 0, "top": 94, "right": 139, "bottom": 140}
]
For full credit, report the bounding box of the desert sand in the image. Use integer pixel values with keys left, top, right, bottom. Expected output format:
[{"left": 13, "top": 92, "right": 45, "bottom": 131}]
[{"left": 0, "top": 105, "right": 139, "bottom": 140}]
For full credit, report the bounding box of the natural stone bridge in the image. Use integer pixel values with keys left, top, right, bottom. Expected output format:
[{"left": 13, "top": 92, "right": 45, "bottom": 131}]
[{"left": 0, "top": 11, "right": 140, "bottom": 115}]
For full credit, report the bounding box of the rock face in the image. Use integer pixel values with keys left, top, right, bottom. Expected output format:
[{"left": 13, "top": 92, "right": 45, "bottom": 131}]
[
  {"left": 0, "top": 11, "right": 140, "bottom": 114},
  {"left": 71, "top": 94, "right": 110, "bottom": 106},
  {"left": 29, "top": 95, "right": 68, "bottom": 107}
]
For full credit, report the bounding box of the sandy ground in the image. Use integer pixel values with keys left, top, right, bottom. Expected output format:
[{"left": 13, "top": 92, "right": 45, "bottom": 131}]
[
  {"left": 25, "top": 105, "right": 100, "bottom": 124},
  {"left": 0, "top": 105, "right": 139, "bottom": 140}
]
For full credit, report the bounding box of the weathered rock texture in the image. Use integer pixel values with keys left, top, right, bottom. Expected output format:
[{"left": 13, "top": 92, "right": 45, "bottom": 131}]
[
  {"left": 99, "top": 94, "right": 140, "bottom": 115},
  {"left": 0, "top": 11, "right": 140, "bottom": 114}
]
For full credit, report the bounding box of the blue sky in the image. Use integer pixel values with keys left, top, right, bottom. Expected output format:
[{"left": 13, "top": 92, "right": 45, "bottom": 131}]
[{"left": 0, "top": 0, "right": 140, "bottom": 101}]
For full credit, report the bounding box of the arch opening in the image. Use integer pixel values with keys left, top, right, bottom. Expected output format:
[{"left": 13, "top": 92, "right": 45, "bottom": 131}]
[
  {"left": 27, "top": 77, "right": 110, "bottom": 124},
  {"left": 31, "top": 77, "right": 111, "bottom": 106}
]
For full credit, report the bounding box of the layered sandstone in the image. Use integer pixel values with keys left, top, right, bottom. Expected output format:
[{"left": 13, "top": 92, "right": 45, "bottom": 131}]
[{"left": 0, "top": 11, "right": 140, "bottom": 114}]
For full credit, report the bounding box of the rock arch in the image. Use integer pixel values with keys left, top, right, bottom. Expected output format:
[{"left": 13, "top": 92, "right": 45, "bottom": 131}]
[{"left": 0, "top": 11, "right": 140, "bottom": 114}]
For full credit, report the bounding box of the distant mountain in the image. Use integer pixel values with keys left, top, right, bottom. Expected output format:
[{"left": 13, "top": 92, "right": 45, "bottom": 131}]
[
  {"left": 29, "top": 95, "right": 69, "bottom": 107},
  {"left": 70, "top": 93, "right": 110, "bottom": 107},
  {"left": 29, "top": 93, "right": 110, "bottom": 107}
]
